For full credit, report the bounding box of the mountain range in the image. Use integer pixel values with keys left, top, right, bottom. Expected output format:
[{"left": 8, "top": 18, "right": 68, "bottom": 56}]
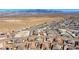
[{"left": 0, "top": 9, "right": 79, "bottom": 16}]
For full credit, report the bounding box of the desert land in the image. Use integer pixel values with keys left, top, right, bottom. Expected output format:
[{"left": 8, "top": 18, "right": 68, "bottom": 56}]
[{"left": 0, "top": 14, "right": 65, "bottom": 32}]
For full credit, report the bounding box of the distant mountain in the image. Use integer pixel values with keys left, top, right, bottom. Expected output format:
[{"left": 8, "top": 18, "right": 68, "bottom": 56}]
[{"left": 0, "top": 9, "right": 79, "bottom": 16}]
